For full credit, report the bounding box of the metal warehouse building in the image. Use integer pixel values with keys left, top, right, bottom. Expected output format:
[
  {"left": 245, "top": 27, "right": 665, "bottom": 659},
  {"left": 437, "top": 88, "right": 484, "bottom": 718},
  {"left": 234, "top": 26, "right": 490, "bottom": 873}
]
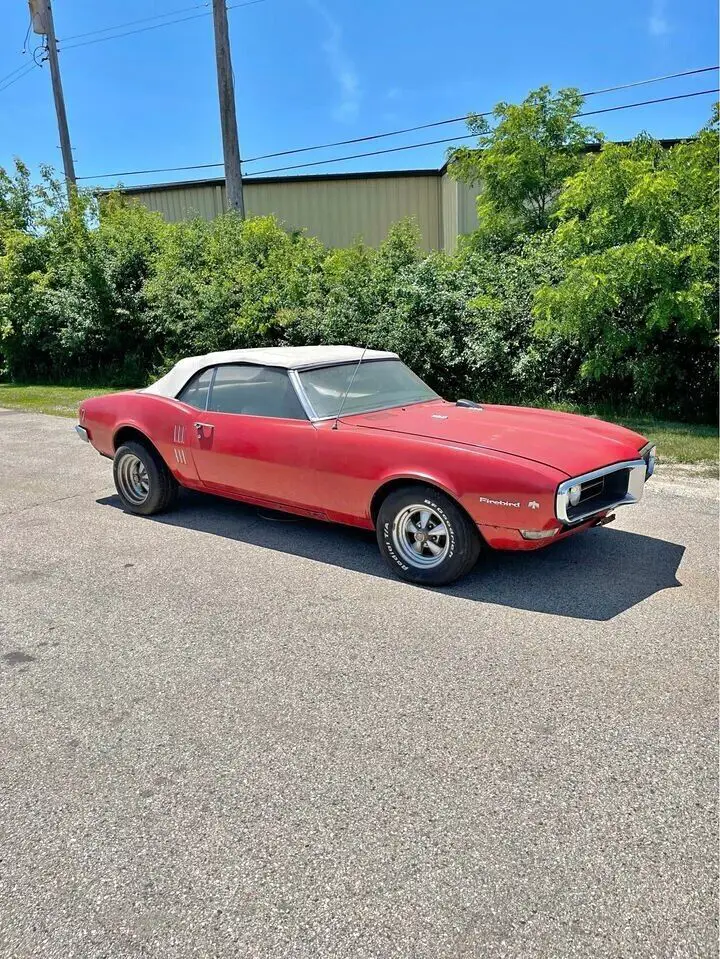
[{"left": 115, "top": 166, "right": 480, "bottom": 253}]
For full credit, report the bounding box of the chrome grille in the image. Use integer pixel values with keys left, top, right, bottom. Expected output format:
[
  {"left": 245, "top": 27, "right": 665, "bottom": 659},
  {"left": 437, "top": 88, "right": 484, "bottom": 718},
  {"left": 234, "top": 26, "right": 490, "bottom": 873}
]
[
  {"left": 556, "top": 459, "right": 647, "bottom": 525},
  {"left": 579, "top": 476, "right": 605, "bottom": 503}
]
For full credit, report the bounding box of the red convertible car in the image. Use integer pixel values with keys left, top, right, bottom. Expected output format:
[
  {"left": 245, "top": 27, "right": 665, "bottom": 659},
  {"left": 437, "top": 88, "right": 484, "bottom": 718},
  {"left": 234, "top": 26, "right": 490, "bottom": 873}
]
[{"left": 76, "top": 346, "right": 655, "bottom": 586}]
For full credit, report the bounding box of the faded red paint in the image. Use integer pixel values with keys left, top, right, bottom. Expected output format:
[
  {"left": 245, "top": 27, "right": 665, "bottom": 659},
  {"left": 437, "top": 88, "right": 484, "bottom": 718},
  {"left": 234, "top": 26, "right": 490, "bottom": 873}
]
[{"left": 79, "top": 391, "right": 647, "bottom": 552}]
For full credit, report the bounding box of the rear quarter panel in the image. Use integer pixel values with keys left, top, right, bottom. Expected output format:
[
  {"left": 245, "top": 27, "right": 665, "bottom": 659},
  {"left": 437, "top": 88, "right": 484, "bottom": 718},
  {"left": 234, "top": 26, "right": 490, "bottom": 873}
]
[{"left": 80, "top": 391, "right": 200, "bottom": 484}]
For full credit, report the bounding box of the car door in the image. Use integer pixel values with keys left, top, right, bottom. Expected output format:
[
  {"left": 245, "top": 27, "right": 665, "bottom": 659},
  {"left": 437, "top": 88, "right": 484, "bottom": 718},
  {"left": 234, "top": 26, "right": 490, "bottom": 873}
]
[{"left": 182, "top": 363, "right": 317, "bottom": 510}]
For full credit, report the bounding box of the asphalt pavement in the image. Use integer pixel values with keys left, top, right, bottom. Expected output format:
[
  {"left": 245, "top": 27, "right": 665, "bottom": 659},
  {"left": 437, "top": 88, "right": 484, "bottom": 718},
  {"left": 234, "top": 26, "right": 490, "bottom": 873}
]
[{"left": 0, "top": 408, "right": 717, "bottom": 958}]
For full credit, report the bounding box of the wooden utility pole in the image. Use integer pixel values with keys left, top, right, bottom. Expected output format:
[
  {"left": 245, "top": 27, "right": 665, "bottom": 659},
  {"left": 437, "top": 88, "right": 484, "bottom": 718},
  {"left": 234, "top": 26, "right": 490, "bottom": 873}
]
[
  {"left": 211, "top": 0, "right": 245, "bottom": 216},
  {"left": 28, "top": 0, "right": 76, "bottom": 198}
]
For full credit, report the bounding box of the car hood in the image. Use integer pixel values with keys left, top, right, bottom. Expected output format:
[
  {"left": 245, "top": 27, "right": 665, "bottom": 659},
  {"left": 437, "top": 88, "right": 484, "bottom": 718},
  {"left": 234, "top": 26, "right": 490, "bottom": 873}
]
[{"left": 344, "top": 400, "right": 647, "bottom": 478}]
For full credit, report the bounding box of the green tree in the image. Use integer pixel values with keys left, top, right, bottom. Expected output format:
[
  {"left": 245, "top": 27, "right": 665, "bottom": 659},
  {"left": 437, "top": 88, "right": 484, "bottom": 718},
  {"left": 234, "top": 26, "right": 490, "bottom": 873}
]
[
  {"left": 449, "top": 86, "right": 602, "bottom": 242},
  {"left": 0, "top": 160, "right": 35, "bottom": 236},
  {"left": 146, "top": 213, "right": 325, "bottom": 365},
  {"left": 294, "top": 219, "right": 422, "bottom": 347},
  {"left": 0, "top": 173, "right": 168, "bottom": 384},
  {"left": 294, "top": 220, "right": 478, "bottom": 397},
  {"left": 455, "top": 233, "right": 580, "bottom": 405},
  {"left": 533, "top": 110, "right": 719, "bottom": 420}
]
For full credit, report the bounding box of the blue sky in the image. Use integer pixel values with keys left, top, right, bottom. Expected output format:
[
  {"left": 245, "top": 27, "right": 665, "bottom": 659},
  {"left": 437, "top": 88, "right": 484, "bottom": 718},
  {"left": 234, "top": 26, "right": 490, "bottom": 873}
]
[{"left": 0, "top": 0, "right": 717, "bottom": 189}]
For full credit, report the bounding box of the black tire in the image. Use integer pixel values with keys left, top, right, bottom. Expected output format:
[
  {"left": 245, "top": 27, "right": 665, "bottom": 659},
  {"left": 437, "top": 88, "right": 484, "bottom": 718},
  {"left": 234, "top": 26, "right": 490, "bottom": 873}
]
[
  {"left": 113, "top": 440, "right": 178, "bottom": 516},
  {"left": 376, "top": 484, "right": 481, "bottom": 587}
]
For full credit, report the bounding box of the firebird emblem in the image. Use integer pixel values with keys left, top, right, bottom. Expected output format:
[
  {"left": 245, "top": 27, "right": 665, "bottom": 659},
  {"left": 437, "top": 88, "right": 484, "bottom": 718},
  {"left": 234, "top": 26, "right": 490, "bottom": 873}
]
[
  {"left": 528, "top": 500, "right": 540, "bottom": 509},
  {"left": 479, "top": 496, "right": 520, "bottom": 508}
]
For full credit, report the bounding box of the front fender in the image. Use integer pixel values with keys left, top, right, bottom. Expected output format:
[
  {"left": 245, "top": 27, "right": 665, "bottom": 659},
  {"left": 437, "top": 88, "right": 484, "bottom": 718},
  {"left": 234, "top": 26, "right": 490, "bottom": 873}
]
[
  {"left": 370, "top": 446, "right": 565, "bottom": 534},
  {"left": 372, "top": 467, "right": 463, "bottom": 502}
]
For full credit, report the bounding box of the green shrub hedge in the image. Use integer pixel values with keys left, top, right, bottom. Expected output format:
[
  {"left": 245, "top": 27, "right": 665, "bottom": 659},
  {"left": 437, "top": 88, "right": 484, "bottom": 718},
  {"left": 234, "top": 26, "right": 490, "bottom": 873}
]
[{"left": 0, "top": 124, "right": 717, "bottom": 422}]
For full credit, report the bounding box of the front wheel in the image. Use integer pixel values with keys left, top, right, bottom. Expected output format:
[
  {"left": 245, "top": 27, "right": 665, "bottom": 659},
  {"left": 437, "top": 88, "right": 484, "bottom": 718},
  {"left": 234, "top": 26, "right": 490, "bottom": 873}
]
[
  {"left": 376, "top": 485, "right": 481, "bottom": 587},
  {"left": 113, "top": 440, "right": 178, "bottom": 516}
]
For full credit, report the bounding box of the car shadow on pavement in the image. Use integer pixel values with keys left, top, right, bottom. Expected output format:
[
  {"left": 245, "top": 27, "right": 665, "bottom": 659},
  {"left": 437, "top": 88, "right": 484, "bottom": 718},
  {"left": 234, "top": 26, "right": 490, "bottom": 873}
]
[{"left": 97, "top": 492, "right": 685, "bottom": 621}]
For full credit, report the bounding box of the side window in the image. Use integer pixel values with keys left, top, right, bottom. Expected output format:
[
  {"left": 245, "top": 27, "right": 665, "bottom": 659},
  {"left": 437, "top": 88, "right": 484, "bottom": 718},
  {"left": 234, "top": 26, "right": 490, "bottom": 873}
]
[
  {"left": 208, "top": 365, "right": 306, "bottom": 419},
  {"left": 177, "top": 368, "right": 213, "bottom": 409}
]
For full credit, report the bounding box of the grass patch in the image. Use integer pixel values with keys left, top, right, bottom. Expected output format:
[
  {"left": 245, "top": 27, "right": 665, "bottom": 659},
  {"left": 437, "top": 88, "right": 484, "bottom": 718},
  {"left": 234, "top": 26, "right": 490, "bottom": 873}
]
[
  {"left": 0, "top": 383, "right": 717, "bottom": 469},
  {"left": 0, "top": 384, "right": 117, "bottom": 418},
  {"left": 548, "top": 403, "right": 718, "bottom": 470},
  {"left": 611, "top": 416, "right": 718, "bottom": 472}
]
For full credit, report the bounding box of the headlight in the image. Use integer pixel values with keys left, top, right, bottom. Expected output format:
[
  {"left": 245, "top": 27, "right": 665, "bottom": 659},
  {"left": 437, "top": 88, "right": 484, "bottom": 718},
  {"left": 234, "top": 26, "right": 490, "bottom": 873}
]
[{"left": 568, "top": 484, "right": 582, "bottom": 506}]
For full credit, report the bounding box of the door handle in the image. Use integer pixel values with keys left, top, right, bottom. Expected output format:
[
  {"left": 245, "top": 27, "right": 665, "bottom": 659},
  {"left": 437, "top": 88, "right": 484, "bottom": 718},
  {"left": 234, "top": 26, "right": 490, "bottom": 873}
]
[{"left": 194, "top": 422, "right": 214, "bottom": 438}]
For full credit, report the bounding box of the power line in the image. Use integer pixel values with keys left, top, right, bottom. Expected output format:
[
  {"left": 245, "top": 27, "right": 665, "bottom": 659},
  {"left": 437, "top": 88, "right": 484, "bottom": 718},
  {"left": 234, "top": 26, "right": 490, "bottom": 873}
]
[
  {"left": 0, "top": 42, "right": 47, "bottom": 96},
  {"left": 0, "top": 58, "right": 37, "bottom": 88},
  {"left": 61, "top": 0, "right": 267, "bottom": 51},
  {"left": 247, "top": 88, "right": 719, "bottom": 177},
  {"left": 580, "top": 65, "right": 720, "bottom": 97},
  {"left": 32, "top": 42, "right": 48, "bottom": 68},
  {"left": 0, "top": 0, "right": 264, "bottom": 97},
  {"left": 243, "top": 115, "right": 476, "bottom": 164},
  {"left": 62, "top": 9, "right": 219, "bottom": 49},
  {"left": 0, "top": 13, "right": 41, "bottom": 91},
  {"left": 0, "top": 62, "right": 39, "bottom": 95},
  {"left": 77, "top": 76, "right": 720, "bottom": 182},
  {"left": 21, "top": 17, "right": 33, "bottom": 54},
  {"left": 578, "top": 88, "right": 718, "bottom": 118},
  {"left": 249, "top": 134, "right": 480, "bottom": 176},
  {"left": 78, "top": 160, "right": 224, "bottom": 179},
  {"left": 0, "top": 3, "right": 216, "bottom": 82},
  {"left": 135, "top": 64, "right": 718, "bottom": 170},
  {"left": 60, "top": 3, "right": 209, "bottom": 42},
  {"left": 243, "top": 65, "right": 719, "bottom": 163}
]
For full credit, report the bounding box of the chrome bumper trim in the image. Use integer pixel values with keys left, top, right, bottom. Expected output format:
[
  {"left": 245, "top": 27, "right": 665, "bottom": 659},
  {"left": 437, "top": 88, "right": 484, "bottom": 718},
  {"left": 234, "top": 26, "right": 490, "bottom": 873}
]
[
  {"left": 639, "top": 441, "right": 656, "bottom": 479},
  {"left": 556, "top": 459, "right": 647, "bottom": 525},
  {"left": 75, "top": 425, "right": 90, "bottom": 443}
]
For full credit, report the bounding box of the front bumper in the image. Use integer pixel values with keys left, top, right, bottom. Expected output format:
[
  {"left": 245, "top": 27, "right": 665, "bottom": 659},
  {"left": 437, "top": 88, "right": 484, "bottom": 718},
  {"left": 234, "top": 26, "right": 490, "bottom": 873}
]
[
  {"left": 479, "top": 513, "right": 613, "bottom": 551},
  {"left": 75, "top": 425, "right": 90, "bottom": 443}
]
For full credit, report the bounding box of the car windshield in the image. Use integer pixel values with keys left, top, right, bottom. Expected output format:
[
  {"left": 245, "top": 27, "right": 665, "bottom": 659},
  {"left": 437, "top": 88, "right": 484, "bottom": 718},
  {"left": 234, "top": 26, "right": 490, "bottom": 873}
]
[{"left": 298, "top": 359, "right": 439, "bottom": 418}]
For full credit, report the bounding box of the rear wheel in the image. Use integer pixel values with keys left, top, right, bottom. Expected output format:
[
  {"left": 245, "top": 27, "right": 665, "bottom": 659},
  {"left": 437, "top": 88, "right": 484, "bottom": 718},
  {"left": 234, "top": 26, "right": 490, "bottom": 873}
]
[
  {"left": 376, "top": 485, "right": 481, "bottom": 586},
  {"left": 113, "top": 440, "right": 178, "bottom": 516}
]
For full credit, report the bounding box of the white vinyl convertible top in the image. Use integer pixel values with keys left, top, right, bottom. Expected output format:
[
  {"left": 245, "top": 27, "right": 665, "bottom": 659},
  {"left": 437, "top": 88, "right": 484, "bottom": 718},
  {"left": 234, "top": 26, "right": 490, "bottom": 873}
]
[{"left": 144, "top": 345, "right": 399, "bottom": 398}]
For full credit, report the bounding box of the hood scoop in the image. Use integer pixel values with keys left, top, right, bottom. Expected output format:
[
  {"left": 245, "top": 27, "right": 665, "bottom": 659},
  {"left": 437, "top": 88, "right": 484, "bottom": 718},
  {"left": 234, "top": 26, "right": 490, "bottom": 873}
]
[{"left": 456, "top": 399, "right": 483, "bottom": 410}]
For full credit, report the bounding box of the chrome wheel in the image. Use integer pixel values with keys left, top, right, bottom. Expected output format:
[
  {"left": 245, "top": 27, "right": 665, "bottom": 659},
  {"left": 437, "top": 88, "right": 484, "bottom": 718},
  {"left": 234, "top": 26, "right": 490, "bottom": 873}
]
[
  {"left": 116, "top": 453, "right": 150, "bottom": 506},
  {"left": 391, "top": 503, "right": 451, "bottom": 569}
]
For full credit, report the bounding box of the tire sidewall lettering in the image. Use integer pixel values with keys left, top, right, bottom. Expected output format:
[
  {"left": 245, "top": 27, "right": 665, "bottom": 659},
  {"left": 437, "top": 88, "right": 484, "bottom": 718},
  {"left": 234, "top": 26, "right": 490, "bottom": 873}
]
[
  {"left": 423, "top": 498, "right": 455, "bottom": 559},
  {"left": 382, "top": 521, "right": 408, "bottom": 570}
]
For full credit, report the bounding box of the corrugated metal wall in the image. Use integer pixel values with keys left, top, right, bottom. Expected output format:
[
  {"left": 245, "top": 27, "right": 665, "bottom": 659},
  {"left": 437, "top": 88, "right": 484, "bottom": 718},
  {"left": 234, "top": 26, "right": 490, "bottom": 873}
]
[
  {"left": 123, "top": 171, "right": 479, "bottom": 252},
  {"left": 457, "top": 180, "right": 479, "bottom": 237},
  {"left": 246, "top": 174, "right": 442, "bottom": 249},
  {"left": 440, "top": 172, "right": 459, "bottom": 253},
  {"left": 128, "top": 183, "right": 227, "bottom": 221}
]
